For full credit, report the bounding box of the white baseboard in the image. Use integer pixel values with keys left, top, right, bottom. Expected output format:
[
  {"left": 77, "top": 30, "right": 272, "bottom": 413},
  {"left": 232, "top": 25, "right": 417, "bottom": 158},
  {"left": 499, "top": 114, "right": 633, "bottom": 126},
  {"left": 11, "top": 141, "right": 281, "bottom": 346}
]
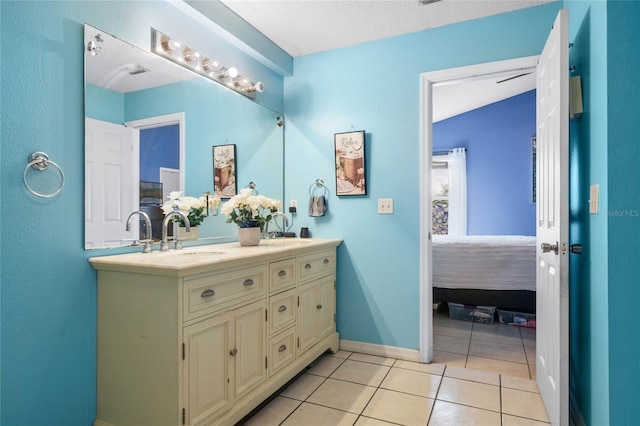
[{"left": 339, "top": 339, "right": 420, "bottom": 362}]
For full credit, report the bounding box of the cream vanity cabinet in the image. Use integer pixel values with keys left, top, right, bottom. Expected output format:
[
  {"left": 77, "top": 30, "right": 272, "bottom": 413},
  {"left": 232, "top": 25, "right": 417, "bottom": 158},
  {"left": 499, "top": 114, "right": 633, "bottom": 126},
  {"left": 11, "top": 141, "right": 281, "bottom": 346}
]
[{"left": 90, "top": 238, "right": 340, "bottom": 426}]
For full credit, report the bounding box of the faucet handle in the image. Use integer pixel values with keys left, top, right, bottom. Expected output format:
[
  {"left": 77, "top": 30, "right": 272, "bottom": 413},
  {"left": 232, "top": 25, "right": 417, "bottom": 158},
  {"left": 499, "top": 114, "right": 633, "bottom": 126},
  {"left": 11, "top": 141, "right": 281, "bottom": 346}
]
[{"left": 140, "top": 239, "right": 153, "bottom": 253}]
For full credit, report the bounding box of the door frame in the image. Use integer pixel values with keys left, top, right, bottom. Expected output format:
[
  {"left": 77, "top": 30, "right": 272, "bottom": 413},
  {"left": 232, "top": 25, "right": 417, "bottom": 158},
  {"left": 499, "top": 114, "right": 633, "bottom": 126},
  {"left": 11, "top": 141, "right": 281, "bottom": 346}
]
[{"left": 418, "top": 56, "right": 539, "bottom": 363}]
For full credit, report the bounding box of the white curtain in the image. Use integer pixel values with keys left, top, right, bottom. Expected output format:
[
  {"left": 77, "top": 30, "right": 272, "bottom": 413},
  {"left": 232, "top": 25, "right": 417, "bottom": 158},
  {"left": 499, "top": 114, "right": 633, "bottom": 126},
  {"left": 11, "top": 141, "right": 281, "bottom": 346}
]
[{"left": 447, "top": 148, "right": 467, "bottom": 235}]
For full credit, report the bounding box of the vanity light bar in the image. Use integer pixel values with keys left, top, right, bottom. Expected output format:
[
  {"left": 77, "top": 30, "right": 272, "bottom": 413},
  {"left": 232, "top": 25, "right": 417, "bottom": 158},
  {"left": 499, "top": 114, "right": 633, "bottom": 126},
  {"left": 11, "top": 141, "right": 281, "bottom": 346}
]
[{"left": 151, "top": 29, "right": 264, "bottom": 99}]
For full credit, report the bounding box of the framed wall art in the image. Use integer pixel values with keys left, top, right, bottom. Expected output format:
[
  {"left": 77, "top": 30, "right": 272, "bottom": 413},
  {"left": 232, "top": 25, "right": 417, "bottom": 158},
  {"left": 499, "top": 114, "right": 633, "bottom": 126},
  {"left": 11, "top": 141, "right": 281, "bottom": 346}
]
[
  {"left": 334, "top": 130, "right": 366, "bottom": 196},
  {"left": 212, "top": 144, "right": 237, "bottom": 198}
]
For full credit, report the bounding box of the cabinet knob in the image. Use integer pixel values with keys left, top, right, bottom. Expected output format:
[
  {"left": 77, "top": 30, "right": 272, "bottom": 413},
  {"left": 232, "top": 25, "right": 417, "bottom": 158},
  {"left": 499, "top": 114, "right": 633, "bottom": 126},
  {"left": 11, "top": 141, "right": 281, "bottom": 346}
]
[
  {"left": 316, "top": 304, "right": 323, "bottom": 309},
  {"left": 278, "top": 344, "right": 287, "bottom": 352},
  {"left": 200, "top": 289, "right": 215, "bottom": 298},
  {"left": 278, "top": 270, "right": 287, "bottom": 277},
  {"left": 305, "top": 263, "right": 311, "bottom": 270},
  {"left": 323, "top": 259, "right": 330, "bottom": 264},
  {"left": 243, "top": 279, "right": 254, "bottom": 286},
  {"left": 278, "top": 305, "right": 287, "bottom": 313},
  {"left": 229, "top": 348, "right": 238, "bottom": 356}
]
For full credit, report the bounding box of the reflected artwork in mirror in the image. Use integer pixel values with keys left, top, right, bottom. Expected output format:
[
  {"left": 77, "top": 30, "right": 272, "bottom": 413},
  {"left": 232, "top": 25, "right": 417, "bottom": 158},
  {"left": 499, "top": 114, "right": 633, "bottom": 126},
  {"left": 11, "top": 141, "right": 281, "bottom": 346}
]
[
  {"left": 213, "top": 144, "right": 237, "bottom": 198},
  {"left": 84, "top": 24, "right": 284, "bottom": 249}
]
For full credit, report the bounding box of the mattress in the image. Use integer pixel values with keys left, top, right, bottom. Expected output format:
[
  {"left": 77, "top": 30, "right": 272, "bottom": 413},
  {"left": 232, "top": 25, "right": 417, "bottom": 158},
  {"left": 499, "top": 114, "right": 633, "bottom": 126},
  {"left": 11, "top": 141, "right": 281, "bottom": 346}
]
[{"left": 432, "top": 235, "right": 536, "bottom": 292}]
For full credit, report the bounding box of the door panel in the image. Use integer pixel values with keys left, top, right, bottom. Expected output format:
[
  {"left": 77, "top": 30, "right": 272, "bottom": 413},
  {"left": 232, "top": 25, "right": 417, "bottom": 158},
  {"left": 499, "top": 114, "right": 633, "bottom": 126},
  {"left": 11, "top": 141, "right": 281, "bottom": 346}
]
[
  {"left": 536, "top": 9, "right": 569, "bottom": 425},
  {"left": 85, "top": 118, "right": 136, "bottom": 248}
]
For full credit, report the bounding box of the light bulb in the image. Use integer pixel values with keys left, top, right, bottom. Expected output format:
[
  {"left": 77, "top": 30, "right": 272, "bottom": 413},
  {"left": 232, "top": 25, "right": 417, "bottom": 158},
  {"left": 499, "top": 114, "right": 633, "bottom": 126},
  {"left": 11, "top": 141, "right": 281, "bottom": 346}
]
[
  {"left": 202, "top": 58, "right": 221, "bottom": 72},
  {"left": 160, "top": 36, "right": 177, "bottom": 52},
  {"left": 227, "top": 67, "right": 239, "bottom": 78}
]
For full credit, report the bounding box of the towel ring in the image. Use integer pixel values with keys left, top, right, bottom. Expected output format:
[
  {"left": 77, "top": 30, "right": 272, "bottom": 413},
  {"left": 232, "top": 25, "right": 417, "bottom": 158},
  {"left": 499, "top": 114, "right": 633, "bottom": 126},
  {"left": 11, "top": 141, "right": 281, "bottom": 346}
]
[
  {"left": 309, "top": 178, "right": 329, "bottom": 197},
  {"left": 246, "top": 181, "right": 259, "bottom": 195},
  {"left": 23, "top": 152, "right": 65, "bottom": 198}
]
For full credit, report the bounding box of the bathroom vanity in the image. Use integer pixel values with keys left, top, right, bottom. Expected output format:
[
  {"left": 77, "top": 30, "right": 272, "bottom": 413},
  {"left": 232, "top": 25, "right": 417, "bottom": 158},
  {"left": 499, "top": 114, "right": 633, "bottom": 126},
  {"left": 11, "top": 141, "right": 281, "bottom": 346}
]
[{"left": 90, "top": 238, "right": 341, "bottom": 426}]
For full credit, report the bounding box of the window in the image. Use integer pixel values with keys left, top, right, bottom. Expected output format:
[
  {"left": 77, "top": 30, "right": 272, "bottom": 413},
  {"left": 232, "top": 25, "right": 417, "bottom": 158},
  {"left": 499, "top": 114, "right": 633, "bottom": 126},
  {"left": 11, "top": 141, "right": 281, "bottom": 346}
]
[
  {"left": 431, "top": 148, "right": 467, "bottom": 236},
  {"left": 432, "top": 158, "right": 449, "bottom": 235}
]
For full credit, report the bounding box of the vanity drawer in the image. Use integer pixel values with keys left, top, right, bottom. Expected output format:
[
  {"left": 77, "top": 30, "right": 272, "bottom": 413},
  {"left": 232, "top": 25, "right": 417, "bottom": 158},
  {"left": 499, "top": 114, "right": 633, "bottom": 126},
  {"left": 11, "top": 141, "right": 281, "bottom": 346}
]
[
  {"left": 298, "top": 250, "right": 335, "bottom": 282},
  {"left": 268, "top": 326, "right": 296, "bottom": 377},
  {"left": 268, "top": 289, "right": 296, "bottom": 335},
  {"left": 184, "top": 264, "right": 267, "bottom": 321},
  {"left": 269, "top": 258, "right": 296, "bottom": 293}
]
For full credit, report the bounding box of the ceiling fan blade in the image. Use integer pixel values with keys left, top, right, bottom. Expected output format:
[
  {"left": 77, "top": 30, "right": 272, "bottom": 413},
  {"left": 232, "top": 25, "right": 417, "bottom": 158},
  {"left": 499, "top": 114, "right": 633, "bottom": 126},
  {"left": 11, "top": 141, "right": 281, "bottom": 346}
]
[{"left": 496, "top": 72, "right": 532, "bottom": 84}]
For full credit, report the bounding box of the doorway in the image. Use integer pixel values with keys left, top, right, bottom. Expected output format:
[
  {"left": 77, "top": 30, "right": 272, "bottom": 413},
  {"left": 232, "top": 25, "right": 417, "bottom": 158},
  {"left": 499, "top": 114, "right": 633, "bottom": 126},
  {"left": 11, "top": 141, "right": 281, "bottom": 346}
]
[
  {"left": 125, "top": 112, "right": 185, "bottom": 240},
  {"left": 419, "top": 56, "right": 540, "bottom": 364}
]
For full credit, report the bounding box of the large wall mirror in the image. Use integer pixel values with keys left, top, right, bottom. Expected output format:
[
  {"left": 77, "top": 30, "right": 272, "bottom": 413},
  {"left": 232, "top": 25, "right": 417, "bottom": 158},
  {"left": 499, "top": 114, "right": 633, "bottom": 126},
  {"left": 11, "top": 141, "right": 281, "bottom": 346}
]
[{"left": 84, "top": 24, "right": 284, "bottom": 249}]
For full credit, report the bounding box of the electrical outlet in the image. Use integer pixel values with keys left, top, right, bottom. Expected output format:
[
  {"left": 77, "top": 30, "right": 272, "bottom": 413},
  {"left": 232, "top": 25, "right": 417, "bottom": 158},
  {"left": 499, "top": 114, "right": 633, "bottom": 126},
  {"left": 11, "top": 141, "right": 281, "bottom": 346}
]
[{"left": 378, "top": 198, "right": 393, "bottom": 214}]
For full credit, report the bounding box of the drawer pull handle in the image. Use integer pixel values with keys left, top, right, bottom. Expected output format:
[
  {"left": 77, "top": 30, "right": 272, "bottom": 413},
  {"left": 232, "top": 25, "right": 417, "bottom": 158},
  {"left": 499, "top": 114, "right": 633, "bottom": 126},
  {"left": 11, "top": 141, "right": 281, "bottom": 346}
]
[
  {"left": 278, "top": 344, "right": 287, "bottom": 352},
  {"left": 278, "top": 305, "right": 287, "bottom": 313},
  {"left": 243, "top": 279, "right": 254, "bottom": 286},
  {"left": 200, "top": 289, "right": 215, "bottom": 298},
  {"left": 230, "top": 348, "right": 237, "bottom": 356},
  {"left": 323, "top": 258, "right": 330, "bottom": 264},
  {"left": 278, "top": 270, "right": 287, "bottom": 277},
  {"left": 305, "top": 263, "right": 312, "bottom": 270},
  {"left": 316, "top": 304, "right": 323, "bottom": 309}
]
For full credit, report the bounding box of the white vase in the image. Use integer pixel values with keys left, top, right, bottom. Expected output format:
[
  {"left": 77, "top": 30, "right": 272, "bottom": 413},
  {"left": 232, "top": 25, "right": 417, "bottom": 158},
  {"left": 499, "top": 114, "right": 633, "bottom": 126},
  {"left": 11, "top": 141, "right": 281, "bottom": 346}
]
[
  {"left": 238, "top": 226, "right": 261, "bottom": 246},
  {"left": 177, "top": 226, "right": 198, "bottom": 241}
]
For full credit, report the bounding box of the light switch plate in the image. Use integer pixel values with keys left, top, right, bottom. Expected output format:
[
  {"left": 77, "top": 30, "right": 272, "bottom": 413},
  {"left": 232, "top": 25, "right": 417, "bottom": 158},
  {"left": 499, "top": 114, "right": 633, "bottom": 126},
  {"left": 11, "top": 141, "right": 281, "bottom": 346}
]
[
  {"left": 378, "top": 198, "right": 393, "bottom": 214},
  {"left": 589, "top": 184, "right": 599, "bottom": 214}
]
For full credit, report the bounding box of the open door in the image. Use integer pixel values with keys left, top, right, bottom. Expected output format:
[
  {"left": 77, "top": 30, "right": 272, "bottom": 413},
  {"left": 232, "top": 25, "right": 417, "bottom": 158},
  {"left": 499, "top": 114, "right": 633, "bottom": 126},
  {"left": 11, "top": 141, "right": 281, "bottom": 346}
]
[
  {"left": 85, "top": 117, "right": 137, "bottom": 248},
  {"left": 535, "top": 9, "right": 569, "bottom": 426}
]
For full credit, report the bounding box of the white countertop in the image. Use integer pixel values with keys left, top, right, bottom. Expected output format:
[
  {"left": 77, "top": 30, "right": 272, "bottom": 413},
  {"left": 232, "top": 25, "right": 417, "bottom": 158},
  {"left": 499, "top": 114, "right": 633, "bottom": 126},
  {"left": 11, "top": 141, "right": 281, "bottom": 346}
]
[{"left": 89, "top": 238, "right": 342, "bottom": 277}]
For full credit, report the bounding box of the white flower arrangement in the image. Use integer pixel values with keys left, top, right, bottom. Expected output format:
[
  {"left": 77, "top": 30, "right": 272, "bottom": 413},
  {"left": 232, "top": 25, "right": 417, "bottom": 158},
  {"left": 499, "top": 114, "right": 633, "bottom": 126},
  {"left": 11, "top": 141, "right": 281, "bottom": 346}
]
[
  {"left": 161, "top": 191, "right": 221, "bottom": 227},
  {"left": 220, "top": 188, "right": 282, "bottom": 231}
]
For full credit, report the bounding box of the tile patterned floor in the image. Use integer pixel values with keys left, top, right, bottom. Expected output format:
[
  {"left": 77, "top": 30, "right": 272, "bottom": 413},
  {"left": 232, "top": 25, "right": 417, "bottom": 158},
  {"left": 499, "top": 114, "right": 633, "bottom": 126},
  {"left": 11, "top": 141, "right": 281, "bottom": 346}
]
[
  {"left": 433, "top": 311, "right": 537, "bottom": 380},
  {"left": 240, "top": 316, "right": 548, "bottom": 426}
]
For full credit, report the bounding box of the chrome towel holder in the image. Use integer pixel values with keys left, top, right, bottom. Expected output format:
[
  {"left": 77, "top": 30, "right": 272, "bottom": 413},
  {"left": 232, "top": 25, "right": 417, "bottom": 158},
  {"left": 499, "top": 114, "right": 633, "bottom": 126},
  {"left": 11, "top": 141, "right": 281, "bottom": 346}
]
[
  {"left": 309, "top": 178, "right": 329, "bottom": 197},
  {"left": 23, "top": 151, "right": 65, "bottom": 198}
]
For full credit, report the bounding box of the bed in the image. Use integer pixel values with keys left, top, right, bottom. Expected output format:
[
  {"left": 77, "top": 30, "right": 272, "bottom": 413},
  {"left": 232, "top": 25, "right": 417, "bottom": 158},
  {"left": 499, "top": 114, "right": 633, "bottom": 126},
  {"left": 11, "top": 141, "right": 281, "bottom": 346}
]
[{"left": 432, "top": 235, "right": 537, "bottom": 313}]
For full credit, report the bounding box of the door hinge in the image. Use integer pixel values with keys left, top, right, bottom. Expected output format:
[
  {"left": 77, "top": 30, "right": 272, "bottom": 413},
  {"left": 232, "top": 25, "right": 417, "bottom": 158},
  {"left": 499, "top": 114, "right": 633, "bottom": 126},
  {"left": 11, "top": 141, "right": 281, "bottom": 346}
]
[
  {"left": 182, "top": 408, "right": 186, "bottom": 425},
  {"left": 182, "top": 343, "right": 185, "bottom": 360},
  {"left": 265, "top": 309, "right": 268, "bottom": 322},
  {"left": 334, "top": 313, "right": 336, "bottom": 323},
  {"left": 334, "top": 280, "right": 336, "bottom": 289},
  {"left": 297, "top": 337, "right": 300, "bottom": 348},
  {"left": 297, "top": 296, "right": 300, "bottom": 307},
  {"left": 265, "top": 356, "right": 268, "bottom": 369}
]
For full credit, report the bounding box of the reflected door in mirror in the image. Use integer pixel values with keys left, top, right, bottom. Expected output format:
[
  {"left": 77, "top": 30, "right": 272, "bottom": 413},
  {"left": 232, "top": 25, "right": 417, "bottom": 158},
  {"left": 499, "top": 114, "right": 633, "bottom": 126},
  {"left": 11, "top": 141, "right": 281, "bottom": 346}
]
[{"left": 85, "top": 118, "right": 137, "bottom": 248}]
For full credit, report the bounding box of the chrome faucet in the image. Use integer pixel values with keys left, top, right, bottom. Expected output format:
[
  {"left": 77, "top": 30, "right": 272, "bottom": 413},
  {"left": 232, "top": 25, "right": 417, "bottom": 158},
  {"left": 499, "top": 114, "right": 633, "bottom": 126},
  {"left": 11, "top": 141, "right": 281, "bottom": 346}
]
[
  {"left": 126, "top": 211, "right": 153, "bottom": 253},
  {"left": 161, "top": 210, "right": 191, "bottom": 251},
  {"left": 265, "top": 211, "right": 289, "bottom": 238}
]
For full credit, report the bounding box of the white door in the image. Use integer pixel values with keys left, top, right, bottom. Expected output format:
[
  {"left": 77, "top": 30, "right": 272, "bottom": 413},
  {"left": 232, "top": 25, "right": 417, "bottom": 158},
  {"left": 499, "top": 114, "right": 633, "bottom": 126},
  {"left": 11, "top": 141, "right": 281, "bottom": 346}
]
[
  {"left": 85, "top": 118, "right": 137, "bottom": 248},
  {"left": 536, "top": 9, "right": 569, "bottom": 426}
]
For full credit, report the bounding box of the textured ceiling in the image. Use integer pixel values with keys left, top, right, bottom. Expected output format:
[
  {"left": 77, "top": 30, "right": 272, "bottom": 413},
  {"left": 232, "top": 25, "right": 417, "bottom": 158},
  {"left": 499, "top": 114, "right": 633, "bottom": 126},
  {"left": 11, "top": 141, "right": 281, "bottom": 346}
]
[{"left": 220, "top": 0, "right": 555, "bottom": 57}]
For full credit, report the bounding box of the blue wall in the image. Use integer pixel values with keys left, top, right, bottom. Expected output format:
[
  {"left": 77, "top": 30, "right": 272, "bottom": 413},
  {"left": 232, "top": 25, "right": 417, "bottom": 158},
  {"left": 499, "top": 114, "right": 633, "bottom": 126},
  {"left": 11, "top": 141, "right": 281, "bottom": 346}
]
[
  {"left": 283, "top": 3, "right": 562, "bottom": 350},
  {"left": 605, "top": 0, "right": 640, "bottom": 424},
  {"left": 433, "top": 91, "right": 536, "bottom": 236},
  {"left": 0, "top": 2, "right": 284, "bottom": 424}
]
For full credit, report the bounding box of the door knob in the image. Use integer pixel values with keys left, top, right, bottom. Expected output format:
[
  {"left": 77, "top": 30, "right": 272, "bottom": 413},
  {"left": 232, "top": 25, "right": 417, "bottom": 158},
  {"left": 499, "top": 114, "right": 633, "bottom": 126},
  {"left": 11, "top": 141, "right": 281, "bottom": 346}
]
[{"left": 541, "top": 242, "right": 558, "bottom": 254}]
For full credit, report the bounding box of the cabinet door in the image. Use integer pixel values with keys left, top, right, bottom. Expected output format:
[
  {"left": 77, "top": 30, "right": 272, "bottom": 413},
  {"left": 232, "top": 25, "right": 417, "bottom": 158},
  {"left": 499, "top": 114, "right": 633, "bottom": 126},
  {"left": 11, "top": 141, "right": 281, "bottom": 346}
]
[
  {"left": 297, "top": 275, "right": 336, "bottom": 355},
  {"left": 183, "top": 311, "right": 233, "bottom": 426},
  {"left": 297, "top": 282, "right": 319, "bottom": 354},
  {"left": 317, "top": 275, "right": 336, "bottom": 340},
  {"left": 234, "top": 300, "right": 267, "bottom": 400}
]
